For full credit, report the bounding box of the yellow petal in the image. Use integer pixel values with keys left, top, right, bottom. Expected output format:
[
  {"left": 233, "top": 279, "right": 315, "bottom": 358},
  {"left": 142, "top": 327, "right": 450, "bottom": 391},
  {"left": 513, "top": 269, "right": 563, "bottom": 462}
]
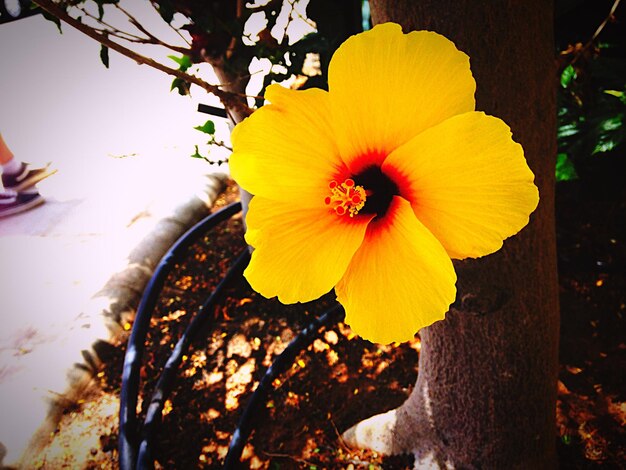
[
  {"left": 244, "top": 196, "right": 373, "bottom": 304},
  {"left": 328, "top": 23, "right": 475, "bottom": 172},
  {"left": 335, "top": 197, "right": 456, "bottom": 344},
  {"left": 383, "top": 111, "right": 539, "bottom": 259},
  {"left": 229, "top": 84, "right": 344, "bottom": 207}
]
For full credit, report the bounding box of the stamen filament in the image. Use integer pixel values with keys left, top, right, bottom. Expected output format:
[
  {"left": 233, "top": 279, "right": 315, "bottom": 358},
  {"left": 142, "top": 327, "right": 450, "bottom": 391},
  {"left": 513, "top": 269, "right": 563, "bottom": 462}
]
[{"left": 325, "top": 178, "right": 367, "bottom": 217}]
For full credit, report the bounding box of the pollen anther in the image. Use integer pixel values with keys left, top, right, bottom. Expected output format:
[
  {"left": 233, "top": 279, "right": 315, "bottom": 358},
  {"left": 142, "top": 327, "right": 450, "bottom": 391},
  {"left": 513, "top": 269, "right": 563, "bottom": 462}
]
[{"left": 325, "top": 178, "right": 367, "bottom": 217}]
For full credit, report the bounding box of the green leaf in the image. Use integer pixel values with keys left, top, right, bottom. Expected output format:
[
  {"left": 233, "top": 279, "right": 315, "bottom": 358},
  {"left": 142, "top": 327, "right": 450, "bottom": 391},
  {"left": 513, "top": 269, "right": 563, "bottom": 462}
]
[
  {"left": 593, "top": 139, "right": 618, "bottom": 155},
  {"left": 558, "top": 122, "right": 580, "bottom": 139},
  {"left": 190, "top": 145, "right": 203, "bottom": 159},
  {"left": 194, "top": 120, "right": 216, "bottom": 135},
  {"left": 560, "top": 64, "right": 576, "bottom": 88},
  {"left": 170, "top": 77, "right": 190, "bottom": 96},
  {"left": 168, "top": 54, "right": 193, "bottom": 72},
  {"left": 599, "top": 114, "right": 623, "bottom": 132},
  {"left": 100, "top": 44, "right": 110, "bottom": 68},
  {"left": 556, "top": 153, "right": 578, "bottom": 182},
  {"left": 604, "top": 90, "right": 625, "bottom": 101}
]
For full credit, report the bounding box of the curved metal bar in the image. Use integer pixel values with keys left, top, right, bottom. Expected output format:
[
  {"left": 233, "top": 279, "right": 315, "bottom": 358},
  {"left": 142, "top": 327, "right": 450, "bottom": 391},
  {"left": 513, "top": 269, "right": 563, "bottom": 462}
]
[
  {"left": 223, "top": 304, "right": 345, "bottom": 469},
  {"left": 119, "top": 201, "right": 242, "bottom": 470},
  {"left": 136, "top": 250, "right": 250, "bottom": 469}
]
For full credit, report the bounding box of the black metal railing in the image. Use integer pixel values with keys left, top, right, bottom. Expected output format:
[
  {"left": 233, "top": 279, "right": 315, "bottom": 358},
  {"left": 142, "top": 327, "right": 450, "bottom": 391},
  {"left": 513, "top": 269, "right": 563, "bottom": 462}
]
[{"left": 119, "top": 201, "right": 344, "bottom": 469}]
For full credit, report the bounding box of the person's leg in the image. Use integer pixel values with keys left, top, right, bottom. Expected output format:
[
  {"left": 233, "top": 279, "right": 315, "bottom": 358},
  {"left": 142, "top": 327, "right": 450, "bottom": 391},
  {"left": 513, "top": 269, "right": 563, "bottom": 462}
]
[
  {"left": 0, "top": 133, "right": 19, "bottom": 170},
  {"left": 0, "top": 133, "right": 56, "bottom": 191},
  {"left": 0, "top": 133, "right": 14, "bottom": 163}
]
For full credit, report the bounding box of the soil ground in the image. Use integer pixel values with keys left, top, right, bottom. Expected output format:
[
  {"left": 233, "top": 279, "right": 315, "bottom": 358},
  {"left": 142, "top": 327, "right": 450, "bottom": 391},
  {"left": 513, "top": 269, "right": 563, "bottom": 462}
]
[{"left": 32, "top": 178, "right": 626, "bottom": 469}]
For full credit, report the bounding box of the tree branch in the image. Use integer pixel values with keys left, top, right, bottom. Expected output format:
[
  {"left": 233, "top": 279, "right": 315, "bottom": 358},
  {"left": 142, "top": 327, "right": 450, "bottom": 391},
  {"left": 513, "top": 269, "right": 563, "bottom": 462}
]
[{"left": 33, "top": 0, "right": 252, "bottom": 118}]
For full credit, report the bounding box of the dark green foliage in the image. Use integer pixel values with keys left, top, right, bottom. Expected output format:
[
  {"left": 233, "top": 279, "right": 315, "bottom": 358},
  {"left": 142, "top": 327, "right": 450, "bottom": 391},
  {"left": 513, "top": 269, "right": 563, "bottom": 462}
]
[
  {"left": 556, "top": 153, "right": 579, "bottom": 181},
  {"left": 250, "top": 0, "right": 363, "bottom": 107},
  {"left": 306, "top": 0, "right": 363, "bottom": 84},
  {"left": 558, "top": 45, "right": 626, "bottom": 182},
  {"left": 561, "top": 64, "right": 576, "bottom": 88},
  {"left": 555, "top": 0, "right": 626, "bottom": 183},
  {"left": 254, "top": 31, "right": 329, "bottom": 108}
]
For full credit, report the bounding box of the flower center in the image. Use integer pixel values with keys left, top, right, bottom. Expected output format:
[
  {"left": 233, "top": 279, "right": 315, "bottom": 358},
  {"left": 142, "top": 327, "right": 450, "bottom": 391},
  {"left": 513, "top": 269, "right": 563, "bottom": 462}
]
[
  {"left": 325, "top": 166, "right": 400, "bottom": 219},
  {"left": 325, "top": 178, "right": 367, "bottom": 217},
  {"left": 353, "top": 165, "right": 400, "bottom": 218}
]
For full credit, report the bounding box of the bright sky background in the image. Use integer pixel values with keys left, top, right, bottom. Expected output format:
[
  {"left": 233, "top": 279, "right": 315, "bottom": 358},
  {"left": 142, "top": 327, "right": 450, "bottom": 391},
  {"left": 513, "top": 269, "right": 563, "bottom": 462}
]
[
  {"left": 0, "top": 3, "right": 225, "bottom": 171},
  {"left": 0, "top": 1, "right": 318, "bottom": 176}
]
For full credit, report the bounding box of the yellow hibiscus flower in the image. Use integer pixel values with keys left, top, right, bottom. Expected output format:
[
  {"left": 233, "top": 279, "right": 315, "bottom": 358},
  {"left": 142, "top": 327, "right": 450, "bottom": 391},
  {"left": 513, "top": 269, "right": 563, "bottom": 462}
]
[{"left": 229, "top": 23, "right": 539, "bottom": 344}]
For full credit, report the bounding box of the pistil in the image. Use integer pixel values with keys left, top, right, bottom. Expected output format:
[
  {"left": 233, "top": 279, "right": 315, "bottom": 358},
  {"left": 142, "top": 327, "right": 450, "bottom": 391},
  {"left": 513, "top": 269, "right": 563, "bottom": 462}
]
[{"left": 325, "top": 178, "right": 367, "bottom": 217}]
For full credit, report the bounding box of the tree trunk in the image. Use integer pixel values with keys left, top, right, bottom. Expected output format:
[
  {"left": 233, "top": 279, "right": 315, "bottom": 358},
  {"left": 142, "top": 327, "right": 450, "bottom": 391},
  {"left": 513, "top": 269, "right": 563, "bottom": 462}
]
[
  {"left": 342, "top": 1, "right": 560, "bottom": 468},
  {"left": 211, "top": 66, "right": 254, "bottom": 217}
]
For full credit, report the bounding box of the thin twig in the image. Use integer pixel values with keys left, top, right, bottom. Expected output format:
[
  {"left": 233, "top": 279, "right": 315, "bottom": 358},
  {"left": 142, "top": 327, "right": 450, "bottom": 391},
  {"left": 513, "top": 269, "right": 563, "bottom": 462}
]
[
  {"left": 262, "top": 451, "right": 317, "bottom": 467},
  {"left": 147, "top": 0, "right": 192, "bottom": 47},
  {"left": 74, "top": 5, "right": 146, "bottom": 42},
  {"left": 568, "top": 0, "right": 622, "bottom": 67},
  {"left": 210, "top": 140, "right": 233, "bottom": 152},
  {"left": 292, "top": 0, "right": 317, "bottom": 29},
  {"left": 589, "top": 0, "right": 621, "bottom": 45},
  {"left": 80, "top": 22, "right": 149, "bottom": 45},
  {"left": 33, "top": 0, "right": 252, "bottom": 118},
  {"left": 115, "top": 3, "right": 156, "bottom": 39},
  {"left": 329, "top": 417, "right": 353, "bottom": 453},
  {"left": 114, "top": 3, "right": 189, "bottom": 54}
]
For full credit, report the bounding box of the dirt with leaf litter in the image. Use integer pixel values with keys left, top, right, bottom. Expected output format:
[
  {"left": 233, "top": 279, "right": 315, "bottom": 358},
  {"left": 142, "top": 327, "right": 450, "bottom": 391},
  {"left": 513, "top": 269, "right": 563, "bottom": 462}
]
[{"left": 33, "top": 180, "right": 625, "bottom": 469}]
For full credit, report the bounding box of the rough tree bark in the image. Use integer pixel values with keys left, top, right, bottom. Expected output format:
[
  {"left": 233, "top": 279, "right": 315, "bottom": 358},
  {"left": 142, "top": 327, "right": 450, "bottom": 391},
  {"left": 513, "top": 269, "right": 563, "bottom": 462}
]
[{"left": 342, "top": 1, "right": 560, "bottom": 468}]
